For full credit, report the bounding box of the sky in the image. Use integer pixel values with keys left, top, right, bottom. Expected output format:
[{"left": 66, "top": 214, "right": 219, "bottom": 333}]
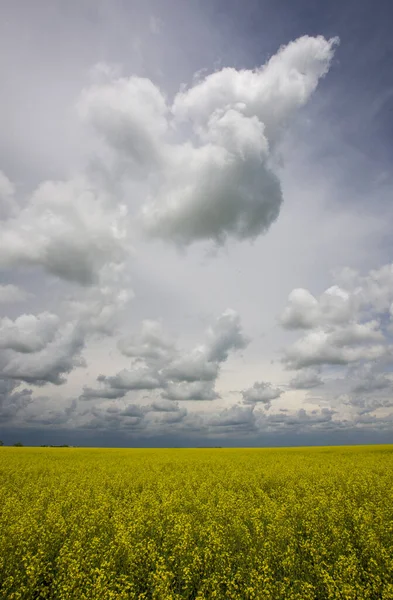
[{"left": 1, "top": 0, "right": 393, "bottom": 447}]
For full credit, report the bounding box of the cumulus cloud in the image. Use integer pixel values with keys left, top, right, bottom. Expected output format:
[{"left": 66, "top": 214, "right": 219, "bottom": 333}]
[
  {"left": 204, "top": 309, "right": 249, "bottom": 361},
  {"left": 77, "top": 75, "right": 168, "bottom": 176},
  {"left": 289, "top": 368, "right": 323, "bottom": 389},
  {"left": 280, "top": 285, "right": 355, "bottom": 330},
  {"left": 0, "top": 313, "right": 60, "bottom": 353},
  {"left": 0, "top": 173, "right": 129, "bottom": 285},
  {"left": 280, "top": 265, "right": 393, "bottom": 373},
  {"left": 242, "top": 381, "right": 282, "bottom": 408},
  {"left": 117, "top": 319, "right": 175, "bottom": 363},
  {"left": 81, "top": 396, "right": 189, "bottom": 433},
  {"left": 260, "top": 407, "right": 337, "bottom": 433},
  {"left": 163, "top": 351, "right": 219, "bottom": 383},
  {"left": 148, "top": 398, "right": 182, "bottom": 412},
  {"left": 0, "top": 35, "right": 337, "bottom": 291},
  {"left": 347, "top": 363, "right": 393, "bottom": 395},
  {"left": 0, "top": 174, "right": 128, "bottom": 285},
  {"left": 102, "top": 368, "right": 162, "bottom": 391},
  {"left": 66, "top": 277, "right": 133, "bottom": 336},
  {"left": 172, "top": 36, "right": 338, "bottom": 134},
  {"left": 333, "top": 263, "right": 393, "bottom": 316},
  {"left": 160, "top": 309, "right": 248, "bottom": 384},
  {"left": 83, "top": 308, "right": 248, "bottom": 402},
  {"left": 142, "top": 36, "right": 337, "bottom": 244},
  {"left": 162, "top": 380, "right": 219, "bottom": 401},
  {"left": 0, "top": 322, "right": 86, "bottom": 385},
  {"left": 208, "top": 403, "right": 256, "bottom": 431},
  {"left": 71, "top": 36, "right": 338, "bottom": 247},
  {"left": 0, "top": 271, "right": 133, "bottom": 387},
  {"left": 81, "top": 368, "right": 163, "bottom": 401},
  {"left": 283, "top": 327, "right": 386, "bottom": 370}
]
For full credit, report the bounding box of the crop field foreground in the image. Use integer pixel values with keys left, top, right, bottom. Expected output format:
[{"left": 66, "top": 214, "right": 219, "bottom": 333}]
[{"left": 1, "top": 445, "right": 393, "bottom": 600}]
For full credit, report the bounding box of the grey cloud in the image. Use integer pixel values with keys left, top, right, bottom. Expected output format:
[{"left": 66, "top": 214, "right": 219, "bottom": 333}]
[
  {"left": 283, "top": 329, "right": 386, "bottom": 370},
  {"left": 66, "top": 280, "right": 133, "bottom": 336},
  {"left": 352, "top": 374, "right": 392, "bottom": 394},
  {"left": 0, "top": 174, "right": 128, "bottom": 285},
  {"left": 280, "top": 266, "right": 393, "bottom": 375},
  {"left": 120, "top": 404, "right": 146, "bottom": 418},
  {"left": 331, "top": 263, "right": 393, "bottom": 316},
  {"left": 280, "top": 286, "right": 356, "bottom": 330},
  {"left": 259, "top": 408, "right": 337, "bottom": 433},
  {"left": 80, "top": 386, "right": 127, "bottom": 400},
  {"left": 330, "top": 321, "right": 383, "bottom": 347},
  {"left": 77, "top": 74, "right": 168, "bottom": 176},
  {"left": 163, "top": 351, "right": 219, "bottom": 382},
  {"left": 162, "top": 309, "right": 248, "bottom": 383},
  {"left": 104, "top": 368, "right": 163, "bottom": 391},
  {"left": 162, "top": 381, "right": 219, "bottom": 401},
  {"left": 279, "top": 288, "right": 319, "bottom": 330},
  {"left": 117, "top": 319, "right": 175, "bottom": 363},
  {"left": 87, "top": 309, "right": 248, "bottom": 403},
  {"left": 25, "top": 399, "right": 78, "bottom": 427},
  {"left": 1, "top": 322, "right": 85, "bottom": 386},
  {"left": 0, "top": 279, "right": 133, "bottom": 388},
  {"left": 242, "top": 381, "right": 282, "bottom": 407},
  {"left": 0, "top": 378, "right": 32, "bottom": 422},
  {"left": 208, "top": 403, "right": 256, "bottom": 431},
  {"left": 80, "top": 366, "right": 163, "bottom": 401},
  {"left": 289, "top": 368, "right": 323, "bottom": 390},
  {"left": 148, "top": 398, "right": 181, "bottom": 412},
  {"left": 346, "top": 363, "right": 393, "bottom": 396},
  {"left": 204, "top": 309, "right": 248, "bottom": 362},
  {"left": 0, "top": 313, "right": 60, "bottom": 353}
]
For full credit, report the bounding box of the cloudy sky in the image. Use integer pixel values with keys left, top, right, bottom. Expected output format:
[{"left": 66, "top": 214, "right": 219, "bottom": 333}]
[{"left": 1, "top": 0, "right": 393, "bottom": 447}]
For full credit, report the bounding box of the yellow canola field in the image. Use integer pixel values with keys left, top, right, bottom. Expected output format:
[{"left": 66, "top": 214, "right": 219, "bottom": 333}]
[{"left": 0, "top": 445, "right": 393, "bottom": 600}]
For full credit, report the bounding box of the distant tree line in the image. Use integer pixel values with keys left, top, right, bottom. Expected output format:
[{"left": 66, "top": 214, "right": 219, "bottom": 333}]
[
  {"left": 40, "top": 445, "right": 71, "bottom": 448},
  {"left": 0, "top": 442, "right": 72, "bottom": 447}
]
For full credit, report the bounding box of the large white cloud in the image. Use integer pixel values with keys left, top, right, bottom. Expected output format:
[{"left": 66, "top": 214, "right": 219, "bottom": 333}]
[
  {"left": 70, "top": 36, "right": 338, "bottom": 247},
  {"left": 142, "top": 36, "right": 338, "bottom": 244},
  {"left": 0, "top": 35, "right": 337, "bottom": 291},
  {"left": 172, "top": 36, "right": 338, "bottom": 137}
]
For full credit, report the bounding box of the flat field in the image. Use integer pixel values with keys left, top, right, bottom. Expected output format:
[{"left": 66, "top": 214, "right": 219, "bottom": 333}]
[{"left": 1, "top": 445, "right": 393, "bottom": 600}]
